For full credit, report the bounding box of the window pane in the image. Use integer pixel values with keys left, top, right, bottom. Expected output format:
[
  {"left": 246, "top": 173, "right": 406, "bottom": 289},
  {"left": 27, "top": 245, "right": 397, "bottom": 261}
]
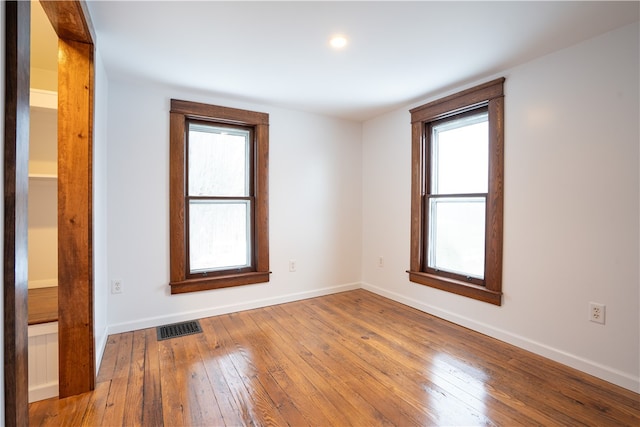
[
  {"left": 431, "top": 113, "right": 488, "bottom": 194},
  {"left": 189, "top": 201, "right": 251, "bottom": 272},
  {"left": 188, "top": 123, "right": 249, "bottom": 197},
  {"left": 428, "top": 197, "right": 485, "bottom": 279}
]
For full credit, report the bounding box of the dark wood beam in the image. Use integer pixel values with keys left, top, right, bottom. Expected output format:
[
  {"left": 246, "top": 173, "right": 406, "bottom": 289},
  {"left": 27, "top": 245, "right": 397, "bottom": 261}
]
[
  {"left": 39, "top": 0, "right": 95, "bottom": 45},
  {"left": 3, "top": 1, "right": 31, "bottom": 425}
]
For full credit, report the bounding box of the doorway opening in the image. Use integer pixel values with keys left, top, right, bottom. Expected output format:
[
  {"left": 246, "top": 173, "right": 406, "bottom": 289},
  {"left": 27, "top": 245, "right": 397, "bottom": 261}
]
[
  {"left": 4, "top": 0, "right": 96, "bottom": 423},
  {"left": 27, "top": 0, "right": 59, "bottom": 403}
]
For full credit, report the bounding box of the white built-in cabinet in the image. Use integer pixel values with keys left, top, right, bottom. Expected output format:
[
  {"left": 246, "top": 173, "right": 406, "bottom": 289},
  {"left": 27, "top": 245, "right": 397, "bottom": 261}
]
[{"left": 28, "top": 88, "right": 59, "bottom": 402}]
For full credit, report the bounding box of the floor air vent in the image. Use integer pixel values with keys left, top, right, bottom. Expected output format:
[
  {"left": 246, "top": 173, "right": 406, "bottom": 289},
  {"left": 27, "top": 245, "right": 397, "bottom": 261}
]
[{"left": 157, "top": 320, "right": 202, "bottom": 341}]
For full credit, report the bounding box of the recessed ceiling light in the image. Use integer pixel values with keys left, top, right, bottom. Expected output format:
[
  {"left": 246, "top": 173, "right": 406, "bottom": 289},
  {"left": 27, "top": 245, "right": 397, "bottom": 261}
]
[{"left": 330, "top": 35, "right": 348, "bottom": 49}]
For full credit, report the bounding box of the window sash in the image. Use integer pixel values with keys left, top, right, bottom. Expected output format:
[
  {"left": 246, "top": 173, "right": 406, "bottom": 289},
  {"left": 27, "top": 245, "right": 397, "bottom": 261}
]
[
  {"left": 429, "top": 111, "right": 489, "bottom": 195},
  {"left": 187, "top": 120, "right": 252, "bottom": 198},
  {"left": 186, "top": 198, "right": 254, "bottom": 275},
  {"left": 425, "top": 195, "right": 486, "bottom": 284},
  {"left": 185, "top": 119, "right": 256, "bottom": 277},
  {"left": 423, "top": 108, "right": 490, "bottom": 284}
]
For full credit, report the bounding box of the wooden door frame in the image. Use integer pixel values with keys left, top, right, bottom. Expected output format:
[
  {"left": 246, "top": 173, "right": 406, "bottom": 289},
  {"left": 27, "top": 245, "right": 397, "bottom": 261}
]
[
  {"left": 4, "top": 1, "right": 31, "bottom": 424},
  {"left": 4, "top": 0, "right": 95, "bottom": 423},
  {"left": 42, "top": 0, "right": 96, "bottom": 398}
]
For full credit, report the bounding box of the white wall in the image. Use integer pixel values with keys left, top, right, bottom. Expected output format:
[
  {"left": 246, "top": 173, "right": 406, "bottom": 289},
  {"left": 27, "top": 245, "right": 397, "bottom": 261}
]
[
  {"left": 106, "top": 80, "right": 362, "bottom": 332},
  {"left": 362, "top": 22, "right": 640, "bottom": 392},
  {"left": 93, "top": 50, "right": 109, "bottom": 371}
]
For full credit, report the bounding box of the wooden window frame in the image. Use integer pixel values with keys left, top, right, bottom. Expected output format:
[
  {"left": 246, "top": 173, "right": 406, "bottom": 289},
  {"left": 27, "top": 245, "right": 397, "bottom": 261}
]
[
  {"left": 408, "top": 78, "right": 504, "bottom": 305},
  {"left": 169, "top": 99, "right": 270, "bottom": 294}
]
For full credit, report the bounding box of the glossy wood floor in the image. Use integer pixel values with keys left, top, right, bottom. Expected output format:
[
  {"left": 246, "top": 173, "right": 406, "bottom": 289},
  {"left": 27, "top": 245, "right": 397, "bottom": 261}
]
[{"left": 30, "top": 289, "right": 639, "bottom": 426}]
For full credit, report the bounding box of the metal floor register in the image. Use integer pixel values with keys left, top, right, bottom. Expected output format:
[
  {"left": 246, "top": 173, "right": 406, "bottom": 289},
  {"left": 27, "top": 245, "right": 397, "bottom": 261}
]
[{"left": 156, "top": 320, "right": 203, "bottom": 341}]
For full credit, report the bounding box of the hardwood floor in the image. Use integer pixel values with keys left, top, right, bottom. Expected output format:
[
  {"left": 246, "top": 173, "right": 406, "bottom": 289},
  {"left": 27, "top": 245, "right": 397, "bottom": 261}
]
[{"left": 29, "top": 289, "right": 639, "bottom": 426}]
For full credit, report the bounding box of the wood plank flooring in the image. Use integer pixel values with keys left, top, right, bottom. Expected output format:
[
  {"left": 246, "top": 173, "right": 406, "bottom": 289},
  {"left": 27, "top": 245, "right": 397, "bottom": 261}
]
[{"left": 29, "top": 289, "right": 640, "bottom": 426}]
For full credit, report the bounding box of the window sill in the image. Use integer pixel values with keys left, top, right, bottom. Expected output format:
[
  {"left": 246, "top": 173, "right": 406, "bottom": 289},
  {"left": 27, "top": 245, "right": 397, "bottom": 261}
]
[
  {"left": 407, "top": 270, "right": 502, "bottom": 305},
  {"left": 170, "top": 271, "right": 271, "bottom": 294}
]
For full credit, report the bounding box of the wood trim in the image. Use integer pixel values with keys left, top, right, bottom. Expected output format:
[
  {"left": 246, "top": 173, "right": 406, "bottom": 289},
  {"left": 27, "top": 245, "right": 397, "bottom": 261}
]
[
  {"left": 4, "top": 0, "right": 96, "bottom": 417},
  {"left": 485, "top": 96, "right": 504, "bottom": 293},
  {"left": 57, "top": 37, "right": 95, "bottom": 397},
  {"left": 3, "top": 1, "right": 31, "bottom": 424},
  {"left": 409, "top": 79, "right": 505, "bottom": 305},
  {"left": 169, "top": 100, "right": 270, "bottom": 295},
  {"left": 170, "top": 99, "right": 269, "bottom": 126},
  {"left": 169, "top": 112, "right": 186, "bottom": 283},
  {"left": 408, "top": 271, "right": 502, "bottom": 305},
  {"left": 40, "top": 0, "right": 97, "bottom": 398},
  {"left": 170, "top": 271, "right": 271, "bottom": 294},
  {"left": 410, "top": 78, "right": 505, "bottom": 124},
  {"left": 409, "top": 121, "right": 423, "bottom": 272},
  {"left": 254, "top": 122, "right": 269, "bottom": 272},
  {"left": 39, "top": 0, "right": 95, "bottom": 45}
]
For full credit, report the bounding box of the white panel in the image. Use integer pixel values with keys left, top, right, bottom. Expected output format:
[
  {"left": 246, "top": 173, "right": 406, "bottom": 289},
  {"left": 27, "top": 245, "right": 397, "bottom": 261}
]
[
  {"left": 45, "top": 334, "right": 59, "bottom": 382},
  {"left": 28, "top": 322, "right": 58, "bottom": 402}
]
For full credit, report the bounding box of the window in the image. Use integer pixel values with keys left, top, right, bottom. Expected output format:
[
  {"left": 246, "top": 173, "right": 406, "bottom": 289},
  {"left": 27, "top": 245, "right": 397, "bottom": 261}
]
[
  {"left": 169, "top": 100, "right": 270, "bottom": 294},
  {"left": 408, "top": 78, "right": 504, "bottom": 305}
]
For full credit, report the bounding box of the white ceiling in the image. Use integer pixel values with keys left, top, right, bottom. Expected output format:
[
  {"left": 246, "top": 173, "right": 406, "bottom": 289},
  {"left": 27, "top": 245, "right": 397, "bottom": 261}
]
[{"left": 85, "top": 1, "right": 639, "bottom": 121}]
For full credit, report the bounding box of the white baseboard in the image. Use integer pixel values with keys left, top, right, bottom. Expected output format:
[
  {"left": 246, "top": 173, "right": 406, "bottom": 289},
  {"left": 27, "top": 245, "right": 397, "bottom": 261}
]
[
  {"left": 29, "top": 381, "right": 58, "bottom": 403},
  {"left": 361, "top": 282, "right": 640, "bottom": 393},
  {"left": 107, "top": 282, "right": 361, "bottom": 336},
  {"left": 28, "top": 321, "right": 59, "bottom": 403},
  {"left": 94, "top": 326, "right": 109, "bottom": 374}
]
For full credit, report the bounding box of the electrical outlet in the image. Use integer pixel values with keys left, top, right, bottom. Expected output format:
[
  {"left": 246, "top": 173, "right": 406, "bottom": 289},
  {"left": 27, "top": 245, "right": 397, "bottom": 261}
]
[
  {"left": 589, "top": 302, "right": 605, "bottom": 324},
  {"left": 289, "top": 260, "right": 297, "bottom": 272},
  {"left": 111, "top": 279, "right": 123, "bottom": 294},
  {"left": 378, "top": 256, "right": 384, "bottom": 268}
]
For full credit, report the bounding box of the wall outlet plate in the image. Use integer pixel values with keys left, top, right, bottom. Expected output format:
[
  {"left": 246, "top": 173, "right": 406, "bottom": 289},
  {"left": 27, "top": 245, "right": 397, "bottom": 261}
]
[
  {"left": 111, "top": 279, "right": 123, "bottom": 294},
  {"left": 589, "top": 302, "right": 605, "bottom": 324}
]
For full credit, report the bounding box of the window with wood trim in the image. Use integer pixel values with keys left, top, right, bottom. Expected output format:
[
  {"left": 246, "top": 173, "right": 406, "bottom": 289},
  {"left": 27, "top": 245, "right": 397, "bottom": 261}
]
[
  {"left": 408, "top": 78, "right": 504, "bottom": 305},
  {"left": 169, "top": 99, "right": 270, "bottom": 294}
]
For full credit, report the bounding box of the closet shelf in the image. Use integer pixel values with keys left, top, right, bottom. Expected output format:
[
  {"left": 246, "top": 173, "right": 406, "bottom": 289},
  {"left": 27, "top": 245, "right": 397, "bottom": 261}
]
[
  {"left": 29, "top": 173, "right": 57, "bottom": 181},
  {"left": 30, "top": 89, "right": 57, "bottom": 111}
]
